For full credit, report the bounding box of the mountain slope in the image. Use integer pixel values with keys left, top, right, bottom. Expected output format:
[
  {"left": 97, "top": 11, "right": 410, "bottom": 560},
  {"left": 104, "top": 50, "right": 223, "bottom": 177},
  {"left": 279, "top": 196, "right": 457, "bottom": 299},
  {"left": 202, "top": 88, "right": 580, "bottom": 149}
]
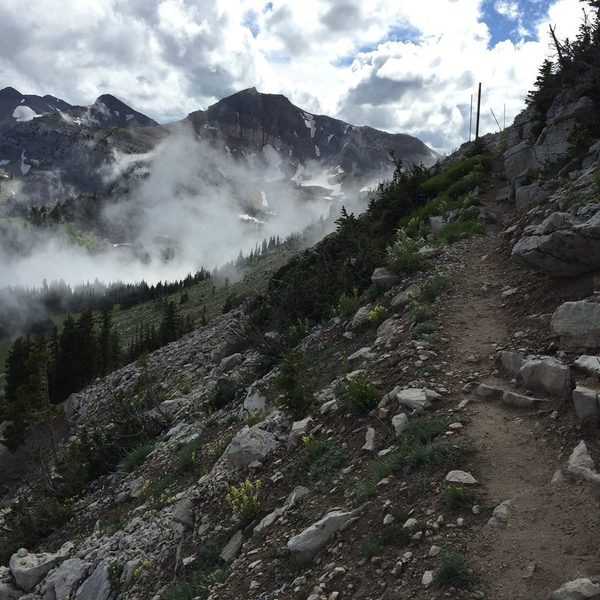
[{"left": 0, "top": 86, "right": 71, "bottom": 124}]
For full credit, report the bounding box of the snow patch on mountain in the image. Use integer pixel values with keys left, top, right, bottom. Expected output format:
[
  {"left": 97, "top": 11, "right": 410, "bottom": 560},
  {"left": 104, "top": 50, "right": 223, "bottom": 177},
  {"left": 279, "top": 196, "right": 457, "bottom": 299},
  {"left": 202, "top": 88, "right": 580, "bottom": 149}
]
[
  {"left": 20, "top": 151, "right": 31, "bottom": 174},
  {"left": 12, "top": 105, "right": 38, "bottom": 122},
  {"left": 303, "top": 113, "right": 316, "bottom": 138}
]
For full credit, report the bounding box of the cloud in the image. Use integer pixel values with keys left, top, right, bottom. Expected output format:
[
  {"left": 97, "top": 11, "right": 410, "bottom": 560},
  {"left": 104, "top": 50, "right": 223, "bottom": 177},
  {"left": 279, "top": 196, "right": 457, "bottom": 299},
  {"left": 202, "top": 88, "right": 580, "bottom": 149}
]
[{"left": 0, "top": 0, "right": 586, "bottom": 152}]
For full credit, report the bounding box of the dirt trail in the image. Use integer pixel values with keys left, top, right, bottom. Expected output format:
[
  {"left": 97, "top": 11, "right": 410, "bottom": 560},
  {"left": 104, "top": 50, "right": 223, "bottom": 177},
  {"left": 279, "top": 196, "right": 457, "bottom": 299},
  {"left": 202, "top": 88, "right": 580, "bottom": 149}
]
[{"left": 438, "top": 192, "right": 600, "bottom": 598}]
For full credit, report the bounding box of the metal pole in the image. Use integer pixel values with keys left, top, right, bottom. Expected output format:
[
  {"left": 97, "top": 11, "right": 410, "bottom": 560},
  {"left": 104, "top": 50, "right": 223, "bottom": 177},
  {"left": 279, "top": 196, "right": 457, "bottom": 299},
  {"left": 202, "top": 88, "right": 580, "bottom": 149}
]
[
  {"left": 469, "top": 95, "right": 473, "bottom": 142},
  {"left": 503, "top": 104, "right": 506, "bottom": 130},
  {"left": 475, "top": 82, "right": 482, "bottom": 140},
  {"left": 490, "top": 108, "right": 501, "bottom": 133}
]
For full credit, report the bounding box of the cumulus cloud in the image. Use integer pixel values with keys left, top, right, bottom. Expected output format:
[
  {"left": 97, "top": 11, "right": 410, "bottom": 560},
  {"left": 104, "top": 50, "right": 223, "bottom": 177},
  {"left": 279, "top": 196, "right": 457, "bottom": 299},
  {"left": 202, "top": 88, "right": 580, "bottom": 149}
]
[{"left": 0, "top": 0, "right": 586, "bottom": 152}]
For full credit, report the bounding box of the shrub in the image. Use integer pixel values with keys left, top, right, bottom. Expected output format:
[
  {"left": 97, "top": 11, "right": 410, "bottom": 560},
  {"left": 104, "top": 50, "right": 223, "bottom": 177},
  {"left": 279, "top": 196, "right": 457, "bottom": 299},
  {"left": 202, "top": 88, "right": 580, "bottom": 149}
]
[
  {"left": 226, "top": 479, "right": 262, "bottom": 525},
  {"left": 367, "top": 305, "right": 388, "bottom": 324},
  {"left": 362, "top": 506, "right": 412, "bottom": 557},
  {"left": 273, "top": 352, "right": 315, "bottom": 419},
  {"left": 434, "top": 551, "right": 472, "bottom": 588},
  {"left": 335, "top": 289, "right": 361, "bottom": 318},
  {"left": 365, "top": 284, "right": 381, "bottom": 302},
  {"left": 408, "top": 298, "right": 434, "bottom": 324},
  {"left": 441, "top": 484, "right": 477, "bottom": 511},
  {"left": 421, "top": 155, "right": 491, "bottom": 196},
  {"left": 434, "top": 220, "right": 483, "bottom": 245},
  {"left": 119, "top": 442, "right": 154, "bottom": 473},
  {"left": 421, "top": 274, "right": 451, "bottom": 302},
  {"left": 208, "top": 379, "right": 237, "bottom": 412},
  {"left": 386, "top": 229, "right": 426, "bottom": 274},
  {"left": 298, "top": 437, "right": 346, "bottom": 485},
  {"left": 346, "top": 378, "right": 380, "bottom": 414},
  {"left": 177, "top": 437, "right": 203, "bottom": 473}
]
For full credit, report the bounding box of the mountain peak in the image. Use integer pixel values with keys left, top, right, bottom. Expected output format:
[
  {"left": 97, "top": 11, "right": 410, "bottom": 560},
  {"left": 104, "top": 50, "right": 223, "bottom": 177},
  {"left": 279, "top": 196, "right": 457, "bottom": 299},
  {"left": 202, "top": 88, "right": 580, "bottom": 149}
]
[{"left": 0, "top": 87, "right": 22, "bottom": 99}]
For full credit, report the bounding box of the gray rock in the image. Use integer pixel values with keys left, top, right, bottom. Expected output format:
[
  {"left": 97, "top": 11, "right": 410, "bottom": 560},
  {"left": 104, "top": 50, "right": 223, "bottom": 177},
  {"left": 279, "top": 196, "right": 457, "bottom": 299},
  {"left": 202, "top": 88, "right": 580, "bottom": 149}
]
[
  {"left": 574, "top": 356, "right": 600, "bottom": 379},
  {"left": 515, "top": 182, "right": 548, "bottom": 213},
  {"left": 287, "top": 507, "right": 363, "bottom": 563},
  {"left": 371, "top": 268, "right": 400, "bottom": 290},
  {"left": 567, "top": 441, "right": 600, "bottom": 484},
  {"left": 10, "top": 550, "right": 63, "bottom": 593},
  {"left": 221, "top": 426, "right": 279, "bottom": 468},
  {"left": 362, "top": 427, "right": 376, "bottom": 452},
  {"left": 517, "top": 356, "right": 571, "bottom": 398},
  {"left": 502, "top": 391, "right": 548, "bottom": 408},
  {"left": 497, "top": 351, "right": 526, "bottom": 377},
  {"left": 551, "top": 578, "right": 600, "bottom": 600},
  {"left": 395, "top": 388, "right": 441, "bottom": 412},
  {"left": 391, "top": 283, "right": 421, "bottom": 308},
  {"left": 219, "top": 531, "right": 243, "bottom": 563},
  {"left": 172, "top": 498, "right": 195, "bottom": 529},
  {"left": 572, "top": 386, "right": 600, "bottom": 421},
  {"left": 374, "top": 317, "right": 402, "bottom": 348},
  {"left": 445, "top": 470, "right": 478, "bottom": 485},
  {"left": 287, "top": 417, "right": 314, "bottom": 450},
  {"left": 75, "top": 562, "right": 111, "bottom": 600},
  {"left": 495, "top": 186, "right": 511, "bottom": 202},
  {"left": 512, "top": 211, "right": 600, "bottom": 277},
  {"left": 41, "top": 558, "right": 90, "bottom": 600},
  {"left": 551, "top": 302, "right": 600, "bottom": 350},
  {"left": 475, "top": 384, "right": 504, "bottom": 401},
  {"left": 0, "top": 581, "right": 22, "bottom": 600},
  {"left": 487, "top": 499, "right": 513, "bottom": 528},
  {"left": 157, "top": 398, "right": 187, "bottom": 419},
  {"left": 347, "top": 347, "right": 375, "bottom": 367},
  {"left": 219, "top": 353, "right": 244, "bottom": 372},
  {"left": 239, "top": 386, "right": 267, "bottom": 419},
  {"left": 347, "top": 306, "right": 371, "bottom": 331},
  {"left": 391, "top": 413, "right": 408, "bottom": 437}
]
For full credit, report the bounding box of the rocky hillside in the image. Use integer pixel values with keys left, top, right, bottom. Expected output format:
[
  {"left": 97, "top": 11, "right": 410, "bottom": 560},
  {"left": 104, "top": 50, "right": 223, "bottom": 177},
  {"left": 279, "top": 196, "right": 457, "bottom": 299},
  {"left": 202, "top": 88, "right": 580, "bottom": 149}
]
[{"left": 2, "top": 38, "right": 600, "bottom": 600}]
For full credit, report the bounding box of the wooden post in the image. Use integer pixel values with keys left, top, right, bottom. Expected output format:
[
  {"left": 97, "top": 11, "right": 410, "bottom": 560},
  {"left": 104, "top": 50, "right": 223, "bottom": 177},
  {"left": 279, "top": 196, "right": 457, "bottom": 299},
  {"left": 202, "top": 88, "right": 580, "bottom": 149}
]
[
  {"left": 469, "top": 94, "right": 473, "bottom": 141},
  {"left": 475, "top": 82, "right": 482, "bottom": 140}
]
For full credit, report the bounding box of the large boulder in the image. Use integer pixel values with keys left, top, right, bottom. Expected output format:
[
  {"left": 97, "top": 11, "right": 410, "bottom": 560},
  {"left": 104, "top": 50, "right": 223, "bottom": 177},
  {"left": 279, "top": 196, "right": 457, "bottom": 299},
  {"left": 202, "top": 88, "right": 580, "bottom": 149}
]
[
  {"left": 515, "top": 182, "right": 549, "bottom": 213},
  {"left": 572, "top": 386, "right": 600, "bottom": 421},
  {"left": 551, "top": 577, "right": 600, "bottom": 600},
  {"left": 287, "top": 508, "right": 362, "bottom": 563},
  {"left": 574, "top": 356, "right": 600, "bottom": 379},
  {"left": 567, "top": 441, "right": 600, "bottom": 485},
  {"left": 512, "top": 211, "right": 600, "bottom": 277},
  {"left": 40, "top": 558, "right": 90, "bottom": 600},
  {"left": 0, "top": 581, "right": 22, "bottom": 600},
  {"left": 220, "top": 425, "right": 279, "bottom": 468},
  {"left": 75, "top": 562, "right": 111, "bottom": 600},
  {"left": 371, "top": 268, "right": 400, "bottom": 290},
  {"left": 551, "top": 301, "right": 600, "bottom": 351},
  {"left": 9, "top": 548, "right": 66, "bottom": 593},
  {"left": 517, "top": 356, "right": 571, "bottom": 398}
]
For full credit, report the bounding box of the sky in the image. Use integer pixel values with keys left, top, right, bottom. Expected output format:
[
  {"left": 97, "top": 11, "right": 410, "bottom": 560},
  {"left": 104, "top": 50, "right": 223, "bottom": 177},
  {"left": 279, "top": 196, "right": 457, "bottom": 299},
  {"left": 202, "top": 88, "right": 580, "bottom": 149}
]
[{"left": 0, "top": 0, "right": 585, "bottom": 153}]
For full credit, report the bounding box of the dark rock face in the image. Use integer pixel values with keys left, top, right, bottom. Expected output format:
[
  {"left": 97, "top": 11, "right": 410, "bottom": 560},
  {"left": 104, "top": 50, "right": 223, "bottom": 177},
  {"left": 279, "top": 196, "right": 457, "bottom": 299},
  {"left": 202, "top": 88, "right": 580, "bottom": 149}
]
[
  {"left": 0, "top": 86, "right": 71, "bottom": 124},
  {"left": 188, "top": 88, "right": 437, "bottom": 177}
]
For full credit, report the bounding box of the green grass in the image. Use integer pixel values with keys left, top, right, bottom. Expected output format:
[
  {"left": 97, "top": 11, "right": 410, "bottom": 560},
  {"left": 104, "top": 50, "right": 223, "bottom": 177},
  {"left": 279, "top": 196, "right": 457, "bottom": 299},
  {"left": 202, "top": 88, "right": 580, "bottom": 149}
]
[
  {"left": 297, "top": 438, "right": 347, "bottom": 486},
  {"left": 354, "top": 418, "right": 474, "bottom": 503},
  {"left": 421, "top": 274, "right": 451, "bottom": 302},
  {"left": 440, "top": 485, "right": 477, "bottom": 511},
  {"left": 434, "top": 220, "right": 484, "bottom": 245},
  {"left": 421, "top": 155, "right": 492, "bottom": 196},
  {"left": 434, "top": 551, "right": 472, "bottom": 588},
  {"left": 119, "top": 442, "right": 154, "bottom": 473},
  {"left": 362, "top": 504, "right": 412, "bottom": 558},
  {"left": 177, "top": 437, "right": 204, "bottom": 473}
]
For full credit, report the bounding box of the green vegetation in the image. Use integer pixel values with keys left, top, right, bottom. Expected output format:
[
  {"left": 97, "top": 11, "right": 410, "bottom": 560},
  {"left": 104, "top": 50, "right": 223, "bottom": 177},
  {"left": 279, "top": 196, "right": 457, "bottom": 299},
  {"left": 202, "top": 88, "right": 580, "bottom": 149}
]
[
  {"left": 335, "top": 288, "right": 361, "bottom": 318},
  {"left": 421, "top": 155, "right": 492, "bottom": 197},
  {"left": 354, "top": 417, "right": 473, "bottom": 503},
  {"left": 386, "top": 229, "right": 427, "bottom": 274},
  {"left": 177, "top": 437, "right": 204, "bottom": 473},
  {"left": 119, "top": 442, "right": 154, "bottom": 473},
  {"left": 273, "top": 352, "right": 315, "bottom": 419},
  {"left": 297, "top": 437, "right": 346, "bottom": 485},
  {"left": 345, "top": 378, "right": 380, "bottom": 414},
  {"left": 441, "top": 484, "right": 477, "bottom": 511},
  {"left": 226, "top": 479, "right": 262, "bottom": 525},
  {"left": 434, "top": 219, "right": 484, "bottom": 245},
  {"left": 362, "top": 504, "right": 411, "bottom": 558},
  {"left": 208, "top": 379, "right": 237, "bottom": 413},
  {"left": 367, "top": 305, "right": 389, "bottom": 324},
  {"left": 421, "top": 274, "right": 451, "bottom": 302},
  {"left": 434, "top": 551, "right": 472, "bottom": 588}
]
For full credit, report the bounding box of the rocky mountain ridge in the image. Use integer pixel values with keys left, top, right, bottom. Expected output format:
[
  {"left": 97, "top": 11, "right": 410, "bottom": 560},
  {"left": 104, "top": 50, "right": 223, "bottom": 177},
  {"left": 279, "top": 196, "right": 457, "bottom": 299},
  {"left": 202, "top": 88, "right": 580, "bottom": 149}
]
[{"left": 2, "top": 64, "right": 600, "bottom": 600}]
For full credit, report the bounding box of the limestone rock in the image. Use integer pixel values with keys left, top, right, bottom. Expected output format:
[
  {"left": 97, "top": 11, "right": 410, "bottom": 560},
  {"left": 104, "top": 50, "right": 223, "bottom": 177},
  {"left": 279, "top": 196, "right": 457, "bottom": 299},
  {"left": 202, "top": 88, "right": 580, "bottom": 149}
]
[
  {"left": 391, "top": 413, "right": 408, "bottom": 437},
  {"left": 10, "top": 549, "right": 64, "bottom": 593},
  {"left": 287, "top": 417, "right": 314, "bottom": 450},
  {"left": 391, "top": 284, "right": 421, "bottom": 308},
  {"left": 567, "top": 441, "right": 600, "bottom": 484},
  {"left": 287, "top": 508, "right": 363, "bottom": 563},
  {"left": 347, "top": 347, "right": 375, "bottom": 367},
  {"left": 517, "top": 356, "right": 571, "bottom": 398},
  {"left": 395, "top": 388, "right": 441, "bottom": 412},
  {"left": 172, "top": 497, "right": 195, "bottom": 529},
  {"left": 502, "top": 391, "right": 547, "bottom": 409},
  {"left": 348, "top": 307, "right": 371, "bottom": 331},
  {"left": 40, "top": 558, "right": 90, "bottom": 600},
  {"left": 487, "top": 499, "right": 513, "bottom": 528},
  {"left": 221, "top": 426, "right": 279, "bottom": 468},
  {"left": 475, "top": 384, "right": 504, "bottom": 401},
  {"left": 371, "top": 268, "right": 400, "bottom": 290},
  {"left": 75, "top": 562, "right": 111, "bottom": 600},
  {"left": 551, "top": 301, "right": 600, "bottom": 350},
  {"left": 239, "top": 386, "right": 267, "bottom": 419},
  {"left": 512, "top": 212, "right": 600, "bottom": 278},
  {"left": 497, "top": 351, "right": 526, "bottom": 377},
  {"left": 572, "top": 386, "right": 600, "bottom": 421},
  {"left": 219, "top": 353, "right": 243, "bottom": 372},
  {"left": 0, "top": 581, "right": 22, "bottom": 600},
  {"left": 551, "top": 578, "right": 600, "bottom": 600},
  {"left": 362, "top": 427, "right": 376, "bottom": 452},
  {"left": 219, "top": 531, "right": 243, "bottom": 563},
  {"left": 515, "top": 182, "right": 549, "bottom": 213},
  {"left": 445, "top": 470, "right": 478, "bottom": 485},
  {"left": 574, "top": 356, "right": 600, "bottom": 379}
]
